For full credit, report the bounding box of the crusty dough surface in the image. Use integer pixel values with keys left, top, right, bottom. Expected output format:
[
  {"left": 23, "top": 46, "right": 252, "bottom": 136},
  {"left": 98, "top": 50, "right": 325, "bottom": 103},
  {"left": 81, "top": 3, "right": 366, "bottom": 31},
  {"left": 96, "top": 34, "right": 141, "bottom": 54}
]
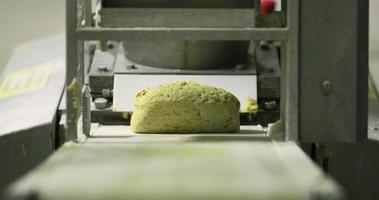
[{"left": 131, "top": 81, "right": 240, "bottom": 133}]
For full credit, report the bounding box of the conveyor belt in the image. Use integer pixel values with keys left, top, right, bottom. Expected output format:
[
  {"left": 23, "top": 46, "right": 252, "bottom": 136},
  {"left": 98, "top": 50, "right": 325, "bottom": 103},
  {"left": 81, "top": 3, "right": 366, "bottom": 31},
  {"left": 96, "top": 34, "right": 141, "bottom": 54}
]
[{"left": 4, "top": 127, "right": 342, "bottom": 200}]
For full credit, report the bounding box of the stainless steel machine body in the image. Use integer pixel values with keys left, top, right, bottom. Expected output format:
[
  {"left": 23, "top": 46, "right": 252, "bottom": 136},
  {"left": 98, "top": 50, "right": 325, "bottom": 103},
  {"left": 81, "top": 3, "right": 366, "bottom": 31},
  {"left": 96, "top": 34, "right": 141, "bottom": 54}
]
[
  {"left": 66, "top": 0, "right": 299, "bottom": 141},
  {"left": 1, "top": 0, "right": 372, "bottom": 199}
]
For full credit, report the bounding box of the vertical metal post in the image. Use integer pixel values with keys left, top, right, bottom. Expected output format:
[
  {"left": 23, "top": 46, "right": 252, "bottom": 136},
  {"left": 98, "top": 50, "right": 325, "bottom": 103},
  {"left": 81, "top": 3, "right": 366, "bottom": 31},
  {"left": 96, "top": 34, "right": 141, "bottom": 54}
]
[
  {"left": 84, "top": 0, "right": 92, "bottom": 27},
  {"left": 82, "top": 85, "right": 91, "bottom": 136},
  {"left": 66, "top": 0, "right": 79, "bottom": 141},
  {"left": 282, "top": 0, "right": 299, "bottom": 141}
]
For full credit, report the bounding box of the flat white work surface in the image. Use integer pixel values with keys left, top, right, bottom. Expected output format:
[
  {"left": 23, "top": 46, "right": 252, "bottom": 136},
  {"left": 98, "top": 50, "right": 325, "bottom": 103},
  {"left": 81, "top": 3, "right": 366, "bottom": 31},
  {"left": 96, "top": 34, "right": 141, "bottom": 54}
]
[
  {"left": 113, "top": 74, "right": 257, "bottom": 111},
  {"left": 7, "top": 132, "right": 342, "bottom": 200}
]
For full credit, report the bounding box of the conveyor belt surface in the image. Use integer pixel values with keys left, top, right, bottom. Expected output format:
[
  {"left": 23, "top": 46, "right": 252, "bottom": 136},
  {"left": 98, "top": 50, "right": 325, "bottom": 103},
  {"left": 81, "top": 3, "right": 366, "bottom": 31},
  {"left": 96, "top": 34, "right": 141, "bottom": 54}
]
[{"left": 5, "top": 127, "right": 342, "bottom": 200}]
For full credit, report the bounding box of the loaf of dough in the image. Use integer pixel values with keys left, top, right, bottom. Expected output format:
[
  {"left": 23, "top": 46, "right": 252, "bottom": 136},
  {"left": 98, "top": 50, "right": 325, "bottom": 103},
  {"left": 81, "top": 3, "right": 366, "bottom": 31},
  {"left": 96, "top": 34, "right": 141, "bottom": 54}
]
[{"left": 131, "top": 81, "right": 240, "bottom": 133}]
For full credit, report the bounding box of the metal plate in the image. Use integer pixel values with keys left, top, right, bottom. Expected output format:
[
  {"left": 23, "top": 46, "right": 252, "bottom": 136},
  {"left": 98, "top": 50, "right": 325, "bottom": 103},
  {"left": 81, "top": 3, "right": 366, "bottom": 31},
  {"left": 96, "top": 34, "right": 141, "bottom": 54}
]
[
  {"left": 102, "top": 8, "right": 255, "bottom": 28},
  {"left": 299, "top": 0, "right": 368, "bottom": 142}
]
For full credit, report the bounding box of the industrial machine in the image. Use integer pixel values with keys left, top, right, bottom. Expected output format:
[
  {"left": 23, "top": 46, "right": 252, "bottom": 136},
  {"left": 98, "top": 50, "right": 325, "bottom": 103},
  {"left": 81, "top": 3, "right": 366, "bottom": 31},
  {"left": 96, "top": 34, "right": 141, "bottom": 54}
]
[{"left": 0, "top": 0, "right": 372, "bottom": 199}]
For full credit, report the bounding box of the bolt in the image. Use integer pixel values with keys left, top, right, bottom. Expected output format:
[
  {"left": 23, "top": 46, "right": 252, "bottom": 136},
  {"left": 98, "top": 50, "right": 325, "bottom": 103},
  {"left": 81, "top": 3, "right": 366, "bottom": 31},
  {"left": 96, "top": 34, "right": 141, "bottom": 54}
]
[
  {"left": 126, "top": 64, "right": 137, "bottom": 70},
  {"left": 94, "top": 98, "right": 108, "bottom": 109},
  {"left": 264, "top": 100, "right": 277, "bottom": 110},
  {"left": 374, "top": 127, "right": 378, "bottom": 131},
  {"left": 97, "top": 66, "right": 109, "bottom": 72},
  {"left": 321, "top": 80, "right": 332, "bottom": 95}
]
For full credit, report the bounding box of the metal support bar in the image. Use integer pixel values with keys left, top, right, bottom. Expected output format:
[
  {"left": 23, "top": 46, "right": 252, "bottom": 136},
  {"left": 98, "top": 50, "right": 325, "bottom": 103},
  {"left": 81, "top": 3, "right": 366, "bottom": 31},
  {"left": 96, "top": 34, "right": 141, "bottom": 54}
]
[
  {"left": 82, "top": 85, "right": 92, "bottom": 136},
  {"left": 84, "top": 0, "right": 92, "bottom": 27},
  {"left": 66, "top": 0, "right": 79, "bottom": 141},
  {"left": 283, "top": 0, "right": 299, "bottom": 141},
  {"left": 76, "top": 27, "right": 289, "bottom": 41}
]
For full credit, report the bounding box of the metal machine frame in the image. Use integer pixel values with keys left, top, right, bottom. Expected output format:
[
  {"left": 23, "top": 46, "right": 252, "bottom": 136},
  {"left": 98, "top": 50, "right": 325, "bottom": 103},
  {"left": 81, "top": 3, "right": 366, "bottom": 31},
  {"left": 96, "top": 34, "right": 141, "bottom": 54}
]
[
  {"left": 0, "top": 1, "right": 373, "bottom": 198},
  {"left": 66, "top": 0, "right": 299, "bottom": 141}
]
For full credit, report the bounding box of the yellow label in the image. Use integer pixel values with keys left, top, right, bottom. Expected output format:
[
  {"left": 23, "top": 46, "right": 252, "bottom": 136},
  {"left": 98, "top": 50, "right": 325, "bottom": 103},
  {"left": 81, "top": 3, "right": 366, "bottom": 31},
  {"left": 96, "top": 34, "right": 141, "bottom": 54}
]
[{"left": 0, "top": 63, "right": 53, "bottom": 100}]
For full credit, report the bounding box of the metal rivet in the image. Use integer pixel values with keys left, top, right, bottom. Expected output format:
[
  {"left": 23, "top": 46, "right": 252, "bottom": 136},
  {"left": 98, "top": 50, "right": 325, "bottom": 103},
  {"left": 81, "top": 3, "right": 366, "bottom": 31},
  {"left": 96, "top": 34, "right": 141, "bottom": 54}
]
[
  {"left": 94, "top": 98, "right": 108, "bottom": 109},
  {"left": 321, "top": 80, "right": 332, "bottom": 95}
]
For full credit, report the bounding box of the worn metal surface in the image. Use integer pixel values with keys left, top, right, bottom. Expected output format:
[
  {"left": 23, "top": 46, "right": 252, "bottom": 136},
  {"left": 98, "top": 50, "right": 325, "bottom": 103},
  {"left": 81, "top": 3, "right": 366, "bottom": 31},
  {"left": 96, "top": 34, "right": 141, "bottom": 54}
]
[
  {"left": 77, "top": 27, "right": 289, "bottom": 41},
  {"left": 279, "top": 0, "right": 299, "bottom": 141},
  {"left": 102, "top": 8, "right": 255, "bottom": 28},
  {"left": 66, "top": 0, "right": 80, "bottom": 141},
  {"left": 114, "top": 44, "right": 257, "bottom": 75},
  {"left": 299, "top": 0, "right": 368, "bottom": 142},
  {"left": 0, "top": 36, "right": 65, "bottom": 190},
  {"left": 5, "top": 131, "right": 342, "bottom": 200},
  {"left": 256, "top": 12, "right": 284, "bottom": 28},
  {"left": 88, "top": 48, "right": 116, "bottom": 96},
  {"left": 122, "top": 41, "right": 249, "bottom": 70},
  {"left": 256, "top": 43, "right": 281, "bottom": 99},
  {"left": 102, "top": 0, "right": 255, "bottom": 8}
]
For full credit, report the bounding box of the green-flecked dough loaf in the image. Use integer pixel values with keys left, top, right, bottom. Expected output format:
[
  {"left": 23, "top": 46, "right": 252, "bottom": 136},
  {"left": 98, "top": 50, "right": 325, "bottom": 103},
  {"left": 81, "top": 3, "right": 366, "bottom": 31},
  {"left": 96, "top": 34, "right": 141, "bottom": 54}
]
[{"left": 130, "top": 81, "right": 240, "bottom": 133}]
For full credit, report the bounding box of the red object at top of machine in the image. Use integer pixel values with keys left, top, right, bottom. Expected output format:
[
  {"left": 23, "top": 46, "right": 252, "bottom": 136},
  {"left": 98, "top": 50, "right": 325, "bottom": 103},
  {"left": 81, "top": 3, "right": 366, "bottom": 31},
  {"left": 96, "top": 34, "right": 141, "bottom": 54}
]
[{"left": 260, "top": 0, "right": 276, "bottom": 15}]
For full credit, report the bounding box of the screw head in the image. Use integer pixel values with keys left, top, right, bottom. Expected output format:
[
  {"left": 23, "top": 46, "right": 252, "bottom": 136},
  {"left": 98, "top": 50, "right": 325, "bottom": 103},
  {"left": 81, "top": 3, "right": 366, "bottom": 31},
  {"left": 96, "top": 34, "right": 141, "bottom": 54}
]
[{"left": 321, "top": 80, "right": 332, "bottom": 95}]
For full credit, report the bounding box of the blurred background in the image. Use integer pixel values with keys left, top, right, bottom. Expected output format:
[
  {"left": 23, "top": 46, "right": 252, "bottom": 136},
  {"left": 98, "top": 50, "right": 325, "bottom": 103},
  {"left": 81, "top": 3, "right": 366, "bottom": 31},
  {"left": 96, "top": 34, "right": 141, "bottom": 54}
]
[{"left": 0, "top": 0, "right": 64, "bottom": 71}]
